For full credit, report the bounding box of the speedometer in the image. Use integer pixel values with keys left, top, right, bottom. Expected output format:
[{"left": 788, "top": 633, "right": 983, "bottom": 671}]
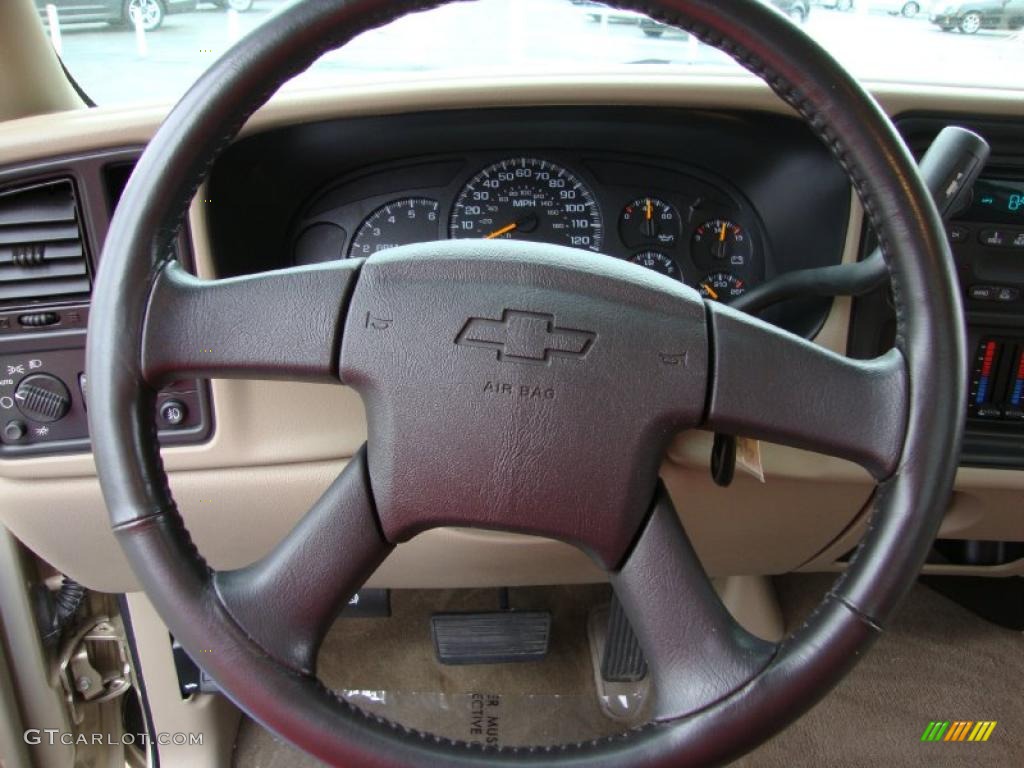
[{"left": 449, "top": 157, "right": 603, "bottom": 252}]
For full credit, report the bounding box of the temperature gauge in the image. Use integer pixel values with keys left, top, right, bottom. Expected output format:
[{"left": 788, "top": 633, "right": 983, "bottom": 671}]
[
  {"left": 619, "top": 197, "right": 681, "bottom": 248},
  {"left": 698, "top": 272, "right": 747, "bottom": 301},
  {"left": 630, "top": 251, "right": 681, "bottom": 280},
  {"left": 692, "top": 218, "right": 753, "bottom": 267}
]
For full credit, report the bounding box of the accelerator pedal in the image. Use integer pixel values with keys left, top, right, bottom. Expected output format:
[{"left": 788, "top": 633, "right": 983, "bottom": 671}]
[{"left": 600, "top": 595, "right": 648, "bottom": 682}]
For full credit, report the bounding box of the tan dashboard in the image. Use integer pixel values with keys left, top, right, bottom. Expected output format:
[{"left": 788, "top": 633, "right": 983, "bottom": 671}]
[{"left": 0, "top": 75, "right": 1022, "bottom": 592}]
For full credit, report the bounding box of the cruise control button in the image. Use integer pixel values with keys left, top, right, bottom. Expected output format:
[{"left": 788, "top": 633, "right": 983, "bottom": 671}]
[{"left": 976, "top": 406, "right": 1003, "bottom": 418}]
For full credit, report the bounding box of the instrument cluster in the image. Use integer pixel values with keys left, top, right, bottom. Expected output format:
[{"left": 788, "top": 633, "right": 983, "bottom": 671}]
[{"left": 291, "top": 152, "right": 767, "bottom": 302}]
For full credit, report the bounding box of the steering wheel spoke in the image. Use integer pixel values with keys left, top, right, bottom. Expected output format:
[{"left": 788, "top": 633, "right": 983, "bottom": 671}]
[
  {"left": 705, "top": 301, "right": 909, "bottom": 479},
  {"left": 612, "top": 485, "right": 776, "bottom": 721},
  {"left": 213, "top": 445, "right": 390, "bottom": 675},
  {"left": 140, "top": 259, "right": 361, "bottom": 386}
]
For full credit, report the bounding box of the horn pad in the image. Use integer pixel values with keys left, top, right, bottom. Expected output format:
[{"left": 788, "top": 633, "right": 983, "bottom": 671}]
[{"left": 340, "top": 240, "right": 708, "bottom": 568}]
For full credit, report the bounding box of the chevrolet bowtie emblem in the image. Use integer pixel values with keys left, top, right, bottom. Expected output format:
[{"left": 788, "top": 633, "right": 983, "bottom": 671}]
[{"left": 455, "top": 309, "right": 596, "bottom": 364}]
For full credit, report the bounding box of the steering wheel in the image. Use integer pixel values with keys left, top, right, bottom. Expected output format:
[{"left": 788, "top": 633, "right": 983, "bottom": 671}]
[{"left": 86, "top": 0, "right": 965, "bottom": 765}]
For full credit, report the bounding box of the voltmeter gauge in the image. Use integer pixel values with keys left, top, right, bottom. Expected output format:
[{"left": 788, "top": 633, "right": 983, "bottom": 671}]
[
  {"left": 698, "top": 272, "right": 747, "bottom": 301},
  {"left": 619, "top": 197, "right": 681, "bottom": 248},
  {"left": 630, "top": 250, "right": 681, "bottom": 280},
  {"left": 692, "top": 218, "right": 753, "bottom": 267}
]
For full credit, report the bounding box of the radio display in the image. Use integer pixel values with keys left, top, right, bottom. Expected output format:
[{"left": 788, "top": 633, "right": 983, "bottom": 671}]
[{"left": 964, "top": 178, "right": 1024, "bottom": 224}]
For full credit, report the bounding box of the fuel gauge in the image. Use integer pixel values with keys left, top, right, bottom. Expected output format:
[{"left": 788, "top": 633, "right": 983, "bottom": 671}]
[
  {"left": 619, "top": 197, "right": 681, "bottom": 248},
  {"left": 631, "top": 251, "right": 681, "bottom": 280}
]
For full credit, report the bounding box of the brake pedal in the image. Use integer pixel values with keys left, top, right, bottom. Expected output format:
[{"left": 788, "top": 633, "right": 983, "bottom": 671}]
[{"left": 431, "top": 611, "right": 550, "bottom": 665}]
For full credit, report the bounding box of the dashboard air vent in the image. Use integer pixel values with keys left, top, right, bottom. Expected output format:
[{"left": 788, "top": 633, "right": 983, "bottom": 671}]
[{"left": 0, "top": 179, "right": 90, "bottom": 303}]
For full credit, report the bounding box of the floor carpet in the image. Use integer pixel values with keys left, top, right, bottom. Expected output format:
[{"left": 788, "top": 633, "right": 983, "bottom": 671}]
[{"left": 233, "top": 576, "right": 1023, "bottom": 766}]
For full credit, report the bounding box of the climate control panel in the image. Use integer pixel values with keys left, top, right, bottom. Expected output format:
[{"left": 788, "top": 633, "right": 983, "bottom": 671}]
[
  {"left": 968, "top": 337, "right": 1024, "bottom": 422},
  {"left": 949, "top": 178, "right": 1024, "bottom": 315},
  {"left": 0, "top": 346, "right": 209, "bottom": 457}
]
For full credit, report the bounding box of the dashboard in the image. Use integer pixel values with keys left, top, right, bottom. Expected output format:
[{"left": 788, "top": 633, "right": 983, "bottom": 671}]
[
  {"left": 290, "top": 151, "right": 765, "bottom": 303},
  {"left": 848, "top": 114, "right": 1024, "bottom": 468},
  {"left": 206, "top": 107, "right": 852, "bottom": 339},
  {"left": 0, "top": 81, "right": 1021, "bottom": 594}
]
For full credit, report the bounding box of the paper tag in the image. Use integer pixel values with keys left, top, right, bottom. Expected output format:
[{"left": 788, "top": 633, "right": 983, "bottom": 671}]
[{"left": 735, "top": 437, "right": 765, "bottom": 483}]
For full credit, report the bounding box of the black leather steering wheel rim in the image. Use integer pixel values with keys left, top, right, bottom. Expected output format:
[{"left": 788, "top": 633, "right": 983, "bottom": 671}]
[{"left": 87, "top": 1, "right": 965, "bottom": 766}]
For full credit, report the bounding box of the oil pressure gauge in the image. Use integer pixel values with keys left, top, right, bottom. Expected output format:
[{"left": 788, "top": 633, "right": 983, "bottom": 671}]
[{"left": 619, "top": 197, "right": 681, "bottom": 248}]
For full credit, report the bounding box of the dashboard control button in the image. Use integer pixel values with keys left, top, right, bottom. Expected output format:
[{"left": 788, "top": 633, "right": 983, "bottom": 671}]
[
  {"left": 972, "top": 285, "right": 1022, "bottom": 302},
  {"left": 995, "top": 287, "right": 1020, "bottom": 302},
  {"left": 3, "top": 420, "right": 27, "bottom": 442},
  {"left": 948, "top": 225, "right": 970, "bottom": 243},
  {"left": 968, "top": 285, "right": 997, "bottom": 301},
  {"left": 14, "top": 374, "right": 71, "bottom": 423},
  {"left": 18, "top": 312, "right": 59, "bottom": 328},
  {"left": 160, "top": 400, "right": 188, "bottom": 427},
  {"left": 1005, "top": 407, "right": 1024, "bottom": 421},
  {"left": 979, "top": 229, "right": 1007, "bottom": 247},
  {"left": 1012, "top": 231, "right": 1024, "bottom": 249},
  {"left": 975, "top": 406, "right": 1003, "bottom": 419}
]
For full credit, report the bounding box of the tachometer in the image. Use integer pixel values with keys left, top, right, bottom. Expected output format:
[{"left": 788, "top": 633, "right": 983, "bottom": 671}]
[
  {"left": 449, "top": 158, "right": 603, "bottom": 252},
  {"left": 349, "top": 198, "right": 440, "bottom": 257}
]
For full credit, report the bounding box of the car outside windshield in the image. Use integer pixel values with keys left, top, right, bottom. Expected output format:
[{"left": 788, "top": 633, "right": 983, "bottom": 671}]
[{"left": 38, "top": 0, "right": 1024, "bottom": 105}]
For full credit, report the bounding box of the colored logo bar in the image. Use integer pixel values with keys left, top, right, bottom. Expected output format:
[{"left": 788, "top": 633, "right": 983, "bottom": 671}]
[{"left": 921, "top": 721, "right": 997, "bottom": 742}]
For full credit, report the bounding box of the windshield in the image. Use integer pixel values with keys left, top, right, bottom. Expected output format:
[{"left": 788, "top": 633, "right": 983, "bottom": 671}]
[{"left": 40, "top": 0, "right": 1024, "bottom": 105}]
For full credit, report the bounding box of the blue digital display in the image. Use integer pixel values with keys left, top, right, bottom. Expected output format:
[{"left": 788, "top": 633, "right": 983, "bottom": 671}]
[{"left": 968, "top": 179, "right": 1024, "bottom": 223}]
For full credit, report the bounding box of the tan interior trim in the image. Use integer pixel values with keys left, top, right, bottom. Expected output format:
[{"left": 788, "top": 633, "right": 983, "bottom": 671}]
[
  {"left": 0, "top": 1, "right": 83, "bottom": 122},
  {"left": 123, "top": 593, "right": 239, "bottom": 768},
  {"left": 0, "top": 527, "right": 74, "bottom": 768},
  {"left": 0, "top": 537, "right": 35, "bottom": 768},
  {"left": 713, "top": 575, "right": 784, "bottom": 643}
]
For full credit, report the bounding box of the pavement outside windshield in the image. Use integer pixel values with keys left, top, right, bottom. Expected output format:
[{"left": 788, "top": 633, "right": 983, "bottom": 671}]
[{"left": 45, "top": 0, "right": 1024, "bottom": 107}]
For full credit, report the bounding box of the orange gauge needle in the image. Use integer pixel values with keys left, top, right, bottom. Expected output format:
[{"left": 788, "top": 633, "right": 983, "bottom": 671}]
[
  {"left": 485, "top": 222, "right": 518, "bottom": 239},
  {"left": 701, "top": 282, "right": 719, "bottom": 300},
  {"left": 718, "top": 222, "right": 727, "bottom": 242},
  {"left": 645, "top": 198, "right": 653, "bottom": 221}
]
